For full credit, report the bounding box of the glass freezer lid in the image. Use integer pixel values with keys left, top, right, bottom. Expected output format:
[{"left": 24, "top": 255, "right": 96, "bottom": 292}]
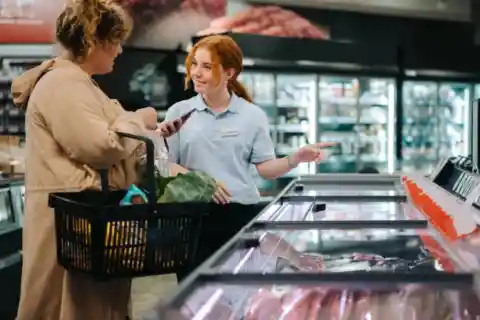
[
  {"left": 257, "top": 199, "right": 425, "bottom": 222},
  {"left": 212, "top": 228, "right": 459, "bottom": 275},
  {"left": 158, "top": 281, "right": 480, "bottom": 320},
  {"left": 287, "top": 182, "right": 406, "bottom": 199}
]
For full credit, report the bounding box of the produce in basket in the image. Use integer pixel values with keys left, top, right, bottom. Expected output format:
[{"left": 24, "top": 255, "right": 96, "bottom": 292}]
[
  {"left": 156, "top": 171, "right": 217, "bottom": 203},
  {"left": 137, "top": 152, "right": 217, "bottom": 202},
  {"left": 76, "top": 171, "right": 217, "bottom": 270}
]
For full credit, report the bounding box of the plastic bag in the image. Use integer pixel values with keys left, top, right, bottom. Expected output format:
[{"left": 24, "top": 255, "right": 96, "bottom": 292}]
[{"left": 145, "top": 130, "right": 170, "bottom": 177}]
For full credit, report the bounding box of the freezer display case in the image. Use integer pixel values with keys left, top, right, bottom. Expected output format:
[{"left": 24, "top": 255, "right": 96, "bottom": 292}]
[
  {"left": 402, "top": 81, "right": 470, "bottom": 174},
  {"left": 153, "top": 154, "right": 480, "bottom": 320},
  {"left": 0, "top": 179, "right": 23, "bottom": 320},
  {"left": 318, "top": 76, "right": 395, "bottom": 174},
  {"left": 0, "top": 182, "right": 15, "bottom": 226}
]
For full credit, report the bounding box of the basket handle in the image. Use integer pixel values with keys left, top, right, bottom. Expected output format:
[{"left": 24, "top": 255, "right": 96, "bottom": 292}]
[{"left": 98, "top": 131, "right": 157, "bottom": 206}]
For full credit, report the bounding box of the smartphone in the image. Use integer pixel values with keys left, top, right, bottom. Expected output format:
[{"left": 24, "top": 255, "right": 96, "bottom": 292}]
[{"left": 179, "top": 108, "right": 196, "bottom": 123}]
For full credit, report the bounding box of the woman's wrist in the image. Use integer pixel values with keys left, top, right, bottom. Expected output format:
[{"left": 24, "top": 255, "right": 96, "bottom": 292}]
[{"left": 287, "top": 153, "right": 300, "bottom": 168}]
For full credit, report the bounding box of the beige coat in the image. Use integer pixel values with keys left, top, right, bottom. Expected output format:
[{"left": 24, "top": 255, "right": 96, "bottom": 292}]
[{"left": 12, "top": 58, "right": 147, "bottom": 320}]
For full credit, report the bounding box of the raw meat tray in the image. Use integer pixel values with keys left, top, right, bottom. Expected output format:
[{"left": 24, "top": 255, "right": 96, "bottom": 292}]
[
  {"left": 211, "top": 227, "right": 461, "bottom": 275},
  {"left": 152, "top": 277, "right": 479, "bottom": 320}
]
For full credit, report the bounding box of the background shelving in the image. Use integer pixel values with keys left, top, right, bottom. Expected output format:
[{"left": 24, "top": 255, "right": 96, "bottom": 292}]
[
  {"left": 401, "top": 80, "right": 470, "bottom": 174},
  {"left": 317, "top": 76, "right": 394, "bottom": 173},
  {"left": 0, "top": 58, "right": 48, "bottom": 136}
]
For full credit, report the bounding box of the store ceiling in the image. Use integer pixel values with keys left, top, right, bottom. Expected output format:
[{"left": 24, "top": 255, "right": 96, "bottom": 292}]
[{"left": 247, "top": 0, "right": 471, "bottom": 21}]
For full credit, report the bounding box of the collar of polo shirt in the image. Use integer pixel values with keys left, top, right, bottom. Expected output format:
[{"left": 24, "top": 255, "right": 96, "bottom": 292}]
[{"left": 194, "top": 93, "right": 240, "bottom": 114}]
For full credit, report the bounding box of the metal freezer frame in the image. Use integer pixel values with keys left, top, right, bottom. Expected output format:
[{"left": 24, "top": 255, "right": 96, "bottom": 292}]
[
  {"left": 284, "top": 174, "right": 407, "bottom": 202},
  {"left": 158, "top": 176, "right": 473, "bottom": 313}
]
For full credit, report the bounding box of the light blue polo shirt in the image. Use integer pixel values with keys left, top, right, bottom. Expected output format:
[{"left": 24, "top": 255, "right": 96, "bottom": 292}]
[{"left": 165, "top": 94, "right": 275, "bottom": 204}]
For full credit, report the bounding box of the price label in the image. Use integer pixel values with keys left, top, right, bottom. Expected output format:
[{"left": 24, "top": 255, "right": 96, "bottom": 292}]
[{"left": 452, "top": 171, "right": 479, "bottom": 199}]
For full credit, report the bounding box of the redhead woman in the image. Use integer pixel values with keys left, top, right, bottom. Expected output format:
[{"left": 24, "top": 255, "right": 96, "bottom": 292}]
[
  {"left": 166, "top": 35, "right": 333, "bottom": 205},
  {"left": 11, "top": 0, "right": 183, "bottom": 319}
]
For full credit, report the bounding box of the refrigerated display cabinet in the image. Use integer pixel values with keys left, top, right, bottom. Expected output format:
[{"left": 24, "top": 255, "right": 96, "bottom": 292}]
[
  {"left": 402, "top": 81, "right": 471, "bottom": 174},
  {"left": 151, "top": 156, "right": 480, "bottom": 320},
  {"left": 0, "top": 178, "right": 23, "bottom": 320},
  {"left": 238, "top": 72, "right": 277, "bottom": 195},
  {"left": 0, "top": 57, "right": 49, "bottom": 135},
  {"left": 318, "top": 76, "right": 395, "bottom": 174},
  {"left": 239, "top": 72, "right": 317, "bottom": 194},
  {"left": 274, "top": 74, "right": 317, "bottom": 177}
]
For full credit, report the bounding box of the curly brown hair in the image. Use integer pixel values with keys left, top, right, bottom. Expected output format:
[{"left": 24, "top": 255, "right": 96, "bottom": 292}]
[{"left": 56, "top": 0, "right": 132, "bottom": 61}]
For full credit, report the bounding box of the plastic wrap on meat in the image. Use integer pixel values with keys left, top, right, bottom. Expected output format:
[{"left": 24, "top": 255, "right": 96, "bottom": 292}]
[
  {"left": 260, "top": 233, "right": 324, "bottom": 272},
  {"left": 198, "top": 5, "right": 329, "bottom": 40},
  {"left": 307, "top": 291, "right": 327, "bottom": 320},
  {"left": 280, "top": 288, "right": 316, "bottom": 319},
  {"left": 259, "top": 233, "right": 295, "bottom": 260},
  {"left": 244, "top": 288, "right": 282, "bottom": 320},
  {"left": 182, "top": 287, "right": 238, "bottom": 320},
  {"left": 241, "top": 286, "right": 469, "bottom": 320}
]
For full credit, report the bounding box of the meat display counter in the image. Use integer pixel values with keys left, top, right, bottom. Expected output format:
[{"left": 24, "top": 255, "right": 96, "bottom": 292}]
[{"left": 147, "top": 161, "right": 480, "bottom": 320}]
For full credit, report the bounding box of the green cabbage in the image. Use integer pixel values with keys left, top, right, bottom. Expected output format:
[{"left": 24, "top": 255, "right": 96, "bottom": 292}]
[
  {"left": 156, "top": 171, "right": 217, "bottom": 203},
  {"left": 137, "top": 158, "right": 217, "bottom": 203}
]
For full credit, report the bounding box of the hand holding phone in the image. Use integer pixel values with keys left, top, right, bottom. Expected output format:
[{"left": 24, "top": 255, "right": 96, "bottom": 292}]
[{"left": 156, "top": 109, "right": 196, "bottom": 137}]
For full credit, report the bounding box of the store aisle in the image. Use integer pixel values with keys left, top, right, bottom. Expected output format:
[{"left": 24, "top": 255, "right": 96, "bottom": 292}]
[{"left": 131, "top": 274, "right": 178, "bottom": 319}]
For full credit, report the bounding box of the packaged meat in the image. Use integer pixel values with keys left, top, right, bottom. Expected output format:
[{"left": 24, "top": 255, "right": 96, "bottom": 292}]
[
  {"left": 244, "top": 288, "right": 282, "bottom": 320},
  {"left": 307, "top": 291, "right": 327, "bottom": 320},
  {"left": 176, "top": 281, "right": 480, "bottom": 320},
  {"left": 243, "top": 286, "right": 459, "bottom": 320}
]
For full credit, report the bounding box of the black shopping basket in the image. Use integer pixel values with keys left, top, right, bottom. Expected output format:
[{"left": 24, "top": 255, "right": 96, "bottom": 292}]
[{"left": 48, "top": 132, "right": 209, "bottom": 280}]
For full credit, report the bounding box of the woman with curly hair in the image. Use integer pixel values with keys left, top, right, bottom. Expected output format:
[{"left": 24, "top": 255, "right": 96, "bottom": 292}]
[{"left": 11, "top": 0, "right": 182, "bottom": 318}]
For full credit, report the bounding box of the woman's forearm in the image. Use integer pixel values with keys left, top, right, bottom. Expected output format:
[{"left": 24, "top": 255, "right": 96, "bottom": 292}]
[
  {"left": 169, "top": 162, "right": 189, "bottom": 176},
  {"left": 256, "top": 157, "right": 295, "bottom": 180}
]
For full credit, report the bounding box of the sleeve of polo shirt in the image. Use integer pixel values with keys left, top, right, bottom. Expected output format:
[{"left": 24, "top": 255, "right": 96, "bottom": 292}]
[
  {"left": 165, "top": 104, "right": 181, "bottom": 163},
  {"left": 250, "top": 111, "right": 276, "bottom": 164}
]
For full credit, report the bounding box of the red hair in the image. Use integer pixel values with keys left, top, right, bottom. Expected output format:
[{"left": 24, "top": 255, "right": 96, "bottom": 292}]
[{"left": 184, "top": 35, "right": 253, "bottom": 103}]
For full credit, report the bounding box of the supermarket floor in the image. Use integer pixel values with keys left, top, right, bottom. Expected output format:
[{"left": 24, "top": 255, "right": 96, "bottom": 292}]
[{"left": 131, "top": 274, "right": 178, "bottom": 319}]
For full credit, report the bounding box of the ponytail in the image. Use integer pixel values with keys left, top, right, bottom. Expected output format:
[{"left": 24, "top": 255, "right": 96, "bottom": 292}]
[{"left": 229, "top": 79, "right": 252, "bottom": 103}]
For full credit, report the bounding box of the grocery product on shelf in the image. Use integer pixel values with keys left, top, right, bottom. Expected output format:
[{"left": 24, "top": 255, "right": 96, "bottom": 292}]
[
  {"left": 318, "top": 77, "right": 394, "bottom": 173},
  {"left": 402, "top": 81, "right": 470, "bottom": 174},
  {"left": 0, "top": 57, "right": 48, "bottom": 136}
]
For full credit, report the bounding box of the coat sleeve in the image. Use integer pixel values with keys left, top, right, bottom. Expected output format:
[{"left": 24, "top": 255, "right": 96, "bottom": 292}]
[{"left": 46, "top": 77, "right": 146, "bottom": 169}]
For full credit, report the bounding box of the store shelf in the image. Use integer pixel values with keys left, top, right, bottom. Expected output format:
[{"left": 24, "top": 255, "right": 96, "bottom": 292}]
[
  {"left": 401, "top": 81, "right": 470, "bottom": 173},
  {"left": 318, "top": 76, "right": 394, "bottom": 173}
]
